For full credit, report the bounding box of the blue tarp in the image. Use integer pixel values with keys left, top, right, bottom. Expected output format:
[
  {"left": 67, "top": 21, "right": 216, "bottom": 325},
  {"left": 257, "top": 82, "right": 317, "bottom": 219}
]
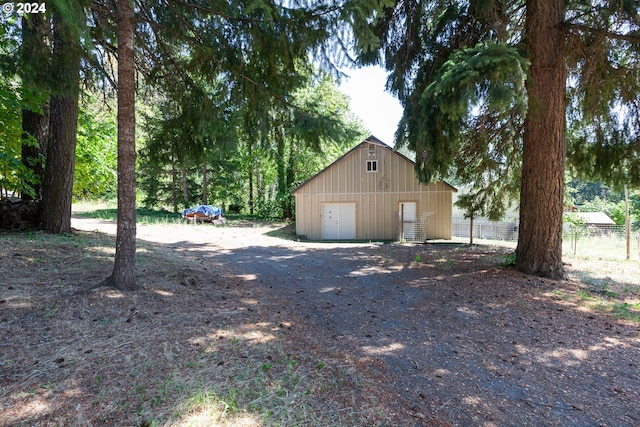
[{"left": 181, "top": 205, "right": 223, "bottom": 218}]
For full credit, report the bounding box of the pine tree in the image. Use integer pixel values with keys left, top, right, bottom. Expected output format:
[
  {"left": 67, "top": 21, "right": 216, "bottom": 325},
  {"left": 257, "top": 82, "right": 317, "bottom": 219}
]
[
  {"left": 20, "top": 14, "right": 50, "bottom": 201},
  {"left": 356, "top": 0, "right": 640, "bottom": 279},
  {"left": 133, "top": 1, "right": 366, "bottom": 219},
  {"left": 40, "top": 4, "right": 84, "bottom": 233},
  {"left": 516, "top": 0, "right": 566, "bottom": 278},
  {"left": 103, "top": 0, "right": 136, "bottom": 290}
]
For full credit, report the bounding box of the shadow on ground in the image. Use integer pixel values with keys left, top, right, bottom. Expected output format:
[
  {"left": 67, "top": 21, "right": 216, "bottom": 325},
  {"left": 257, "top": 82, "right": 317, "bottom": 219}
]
[{"left": 2, "top": 225, "right": 639, "bottom": 426}]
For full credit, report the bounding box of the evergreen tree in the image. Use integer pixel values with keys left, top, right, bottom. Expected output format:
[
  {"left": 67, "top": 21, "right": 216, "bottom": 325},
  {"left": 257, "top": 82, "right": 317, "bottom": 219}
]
[
  {"left": 139, "top": 72, "right": 364, "bottom": 217},
  {"left": 268, "top": 73, "right": 365, "bottom": 218},
  {"left": 20, "top": 14, "right": 50, "bottom": 201},
  {"left": 103, "top": 0, "right": 136, "bottom": 291},
  {"left": 566, "top": 1, "right": 640, "bottom": 189},
  {"left": 0, "top": 17, "right": 44, "bottom": 199},
  {"left": 99, "top": 0, "right": 370, "bottom": 286},
  {"left": 40, "top": 3, "right": 85, "bottom": 233},
  {"left": 356, "top": 0, "right": 640, "bottom": 279}
]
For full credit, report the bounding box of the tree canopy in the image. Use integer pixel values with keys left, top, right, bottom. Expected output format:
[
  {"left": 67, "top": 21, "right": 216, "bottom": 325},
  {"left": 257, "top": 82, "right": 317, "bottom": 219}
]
[
  {"left": 5, "top": 0, "right": 638, "bottom": 281},
  {"left": 355, "top": 0, "right": 640, "bottom": 278},
  {"left": 565, "top": 0, "right": 640, "bottom": 188},
  {"left": 358, "top": 0, "right": 640, "bottom": 210},
  {"left": 2, "top": 0, "right": 372, "bottom": 214},
  {"left": 0, "top": 1, "right": 376, "bottom": 289}
]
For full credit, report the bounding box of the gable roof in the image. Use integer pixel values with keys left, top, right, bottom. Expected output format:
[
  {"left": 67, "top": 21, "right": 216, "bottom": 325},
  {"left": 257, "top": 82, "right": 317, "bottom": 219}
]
[
  {"left": 292, "top": 135, "right": 457, "bottom": 194},
  {"left": 573, "top": 212, "right": 616, "bottom": 225}
]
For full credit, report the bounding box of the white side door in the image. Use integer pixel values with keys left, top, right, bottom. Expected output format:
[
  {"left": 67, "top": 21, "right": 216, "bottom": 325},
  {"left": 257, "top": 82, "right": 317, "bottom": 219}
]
[{"left": 400, "top": 202, "right": 417, "bottom": 240}]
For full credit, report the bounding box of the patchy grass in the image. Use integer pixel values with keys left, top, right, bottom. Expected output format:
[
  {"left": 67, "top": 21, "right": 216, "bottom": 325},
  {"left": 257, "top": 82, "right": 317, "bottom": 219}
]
[
  {"left": 451, "top": 234, "right": 640, "bottom": 326},
  {"left": 548, "top": 280, "right": 640, "bottom": 325},
  {"left": 3, "top": 208, "right": 640, "bottom": 426},
  {"left": 263, "top": 221, "right": 297, "bottom": 241},
  {"left": 563, "top": 233, "right": 640, "bottom": 261},
  {"left": 0, "top": 228, "right": 395, "bottom": 427},
  {"left": 75, "top": 204, "right": 297, "bottom": 233},
  {"left": 162, "top": 336, "right": 374, "bottom": 426},
  {"left": 565, "top": 256, "right": 640, "bottom": 292},
  {"left": 500, "top": 252, "right": 517, "bottom": 266},
  {"left": 75, "top": 207, "right": 184, "bottom": 225}
]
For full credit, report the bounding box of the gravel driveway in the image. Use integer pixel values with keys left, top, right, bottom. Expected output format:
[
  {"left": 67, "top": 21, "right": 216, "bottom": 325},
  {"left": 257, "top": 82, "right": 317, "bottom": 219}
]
[{"left": 73, "top": 218, "right": 640, "bottom": 427}]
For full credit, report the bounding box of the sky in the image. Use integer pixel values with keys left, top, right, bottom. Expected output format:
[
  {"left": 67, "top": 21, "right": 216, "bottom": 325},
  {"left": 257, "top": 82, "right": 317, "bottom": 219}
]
[{"left": 338, "top": 66, "right": 403, "bottom": 146}]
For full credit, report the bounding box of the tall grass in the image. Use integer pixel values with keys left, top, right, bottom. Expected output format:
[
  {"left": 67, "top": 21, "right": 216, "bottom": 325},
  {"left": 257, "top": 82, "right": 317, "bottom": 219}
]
[
  {"left": 73, "top": 201, "right": 294, "bottom": 229},
  {"left": 563, "top": 232, "right": 640, "bottom": 261},
  {"left": 74, "top": 201, "right": 183, "bottom": 225}
]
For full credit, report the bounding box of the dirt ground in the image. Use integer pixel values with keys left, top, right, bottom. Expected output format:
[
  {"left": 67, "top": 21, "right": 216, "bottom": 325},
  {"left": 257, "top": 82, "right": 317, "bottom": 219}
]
[{"left": 2, "top": 217, "right": 640, "bottom": 426}]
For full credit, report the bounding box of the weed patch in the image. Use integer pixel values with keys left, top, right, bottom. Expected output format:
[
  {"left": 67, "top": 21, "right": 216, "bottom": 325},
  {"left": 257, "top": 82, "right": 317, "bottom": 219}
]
[{"left": 501, "top": 252, "right": 517, "bottom": 266}]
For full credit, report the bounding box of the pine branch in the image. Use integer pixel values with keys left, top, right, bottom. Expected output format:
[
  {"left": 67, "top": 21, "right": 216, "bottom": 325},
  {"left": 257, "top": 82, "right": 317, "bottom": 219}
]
[{"left": 562, "top": 22, "right": 640, "bottom": 45}]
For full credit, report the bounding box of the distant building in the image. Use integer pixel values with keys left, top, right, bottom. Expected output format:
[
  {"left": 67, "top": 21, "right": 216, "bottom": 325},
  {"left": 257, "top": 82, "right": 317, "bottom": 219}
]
[
  {"left": 572, "top": 212, "right": 616, "bottom": 227},
  {"left": 567, "top": 212, "right": 618, "bottom": 236}
]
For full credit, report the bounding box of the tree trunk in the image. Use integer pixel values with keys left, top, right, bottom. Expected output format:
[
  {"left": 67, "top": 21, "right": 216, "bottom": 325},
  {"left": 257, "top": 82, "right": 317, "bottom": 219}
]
[
  {"left": 284, "top": 136, "right": 296, "bottom": 219},
  {"left": 625, "top": 186, "right": 630, "bottom": 261},
  {"left": 248, "top": 140, "right": 254, "bottom": 215},
  {"left": 202, "top": 160, "right": 208, "bottom": 205},
  {"left": 21, "top": 14, "right": 49, "bottom": 201},
  {"left": 275, "top": 127, "right": 287, "bottom": 216},
  {"left": 106, "top": 0, "right": 136, "bottom": 290},
  {"left": 21, "top": 106, "right": 49, "bottom": 201},
  {"left": 171, "top": 160, "right": 178, "bottom": 212},
  {"left": 181, "top": 166, "right": 188, "bottom": 207},
  {"left": 515, "top": 0, "right": 566, "bottom": 279},
  {"left": 40, "top": 14, "right": 80, "bottom": 233}
]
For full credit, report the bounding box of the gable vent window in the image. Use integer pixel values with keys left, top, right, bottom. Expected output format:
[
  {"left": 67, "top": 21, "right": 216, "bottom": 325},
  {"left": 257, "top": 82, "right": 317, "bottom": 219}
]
[{"left": 366, "top": 160, "right": 378, "bottom": 172}]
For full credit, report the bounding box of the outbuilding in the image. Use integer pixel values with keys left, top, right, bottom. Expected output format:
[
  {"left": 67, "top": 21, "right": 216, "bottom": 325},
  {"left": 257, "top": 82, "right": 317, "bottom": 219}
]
[
  {"left": 572, "top": 212, "right": 616, "bottom": 227},
  {"left": 292, "top": 136, "right": 457, "bottom": 241}
]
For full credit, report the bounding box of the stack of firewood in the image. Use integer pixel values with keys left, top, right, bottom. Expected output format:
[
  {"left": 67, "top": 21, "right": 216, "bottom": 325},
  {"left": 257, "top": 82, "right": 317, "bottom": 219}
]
[{"left": 0, "top": 198, "right": 39, "bottom": 231}]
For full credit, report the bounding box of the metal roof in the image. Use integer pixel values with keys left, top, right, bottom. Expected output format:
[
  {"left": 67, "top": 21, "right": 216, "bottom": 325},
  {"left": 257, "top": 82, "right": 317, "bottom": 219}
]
[
  {"left": 292, "top": 135, "right": 458, "bottom": 194},
  {"left": 573, "top": 212, "right": 616, "bottom": 225}
]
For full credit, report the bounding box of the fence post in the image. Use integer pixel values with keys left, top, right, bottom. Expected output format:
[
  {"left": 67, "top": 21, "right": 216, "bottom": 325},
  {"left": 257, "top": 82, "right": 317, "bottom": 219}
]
[
  {"left": 400, "top": 203, "right": 404, "bottom": 242},
  {"left": 626, "top": 186, "right": 631, "bottom": 260}
]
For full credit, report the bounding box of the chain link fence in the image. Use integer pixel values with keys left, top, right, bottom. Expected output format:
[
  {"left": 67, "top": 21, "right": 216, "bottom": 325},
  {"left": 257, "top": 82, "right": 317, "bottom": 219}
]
[
  {"left": 563, "top": 224, "right": 640, "bottom": 260},
  {"left": 452, "top": 217, "right": 640, "bottom": 260},
  {"left": 452, "top": 217, "right": 519, "bottom": 241}
]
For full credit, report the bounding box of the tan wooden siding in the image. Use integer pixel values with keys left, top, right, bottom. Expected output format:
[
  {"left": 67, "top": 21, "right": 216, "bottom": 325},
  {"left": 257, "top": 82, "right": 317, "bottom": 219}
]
[
  {"left": 294, "top": 140, "right": 455, "bottom": 240},
  {"left": 295, "top": 191, "right": 452, "bottom": 240}
]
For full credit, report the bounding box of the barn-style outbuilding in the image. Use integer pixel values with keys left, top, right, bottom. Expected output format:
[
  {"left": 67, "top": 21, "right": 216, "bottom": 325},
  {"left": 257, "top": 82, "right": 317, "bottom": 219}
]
[{"left": 292, "top": 136, "right": 457, "bottom": 241}]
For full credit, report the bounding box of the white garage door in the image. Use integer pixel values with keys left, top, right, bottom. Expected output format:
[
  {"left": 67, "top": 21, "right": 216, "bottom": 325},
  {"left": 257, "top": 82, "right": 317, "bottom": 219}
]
[{"left": 322, "top": 203, "right": 356, "bottom": 240}]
